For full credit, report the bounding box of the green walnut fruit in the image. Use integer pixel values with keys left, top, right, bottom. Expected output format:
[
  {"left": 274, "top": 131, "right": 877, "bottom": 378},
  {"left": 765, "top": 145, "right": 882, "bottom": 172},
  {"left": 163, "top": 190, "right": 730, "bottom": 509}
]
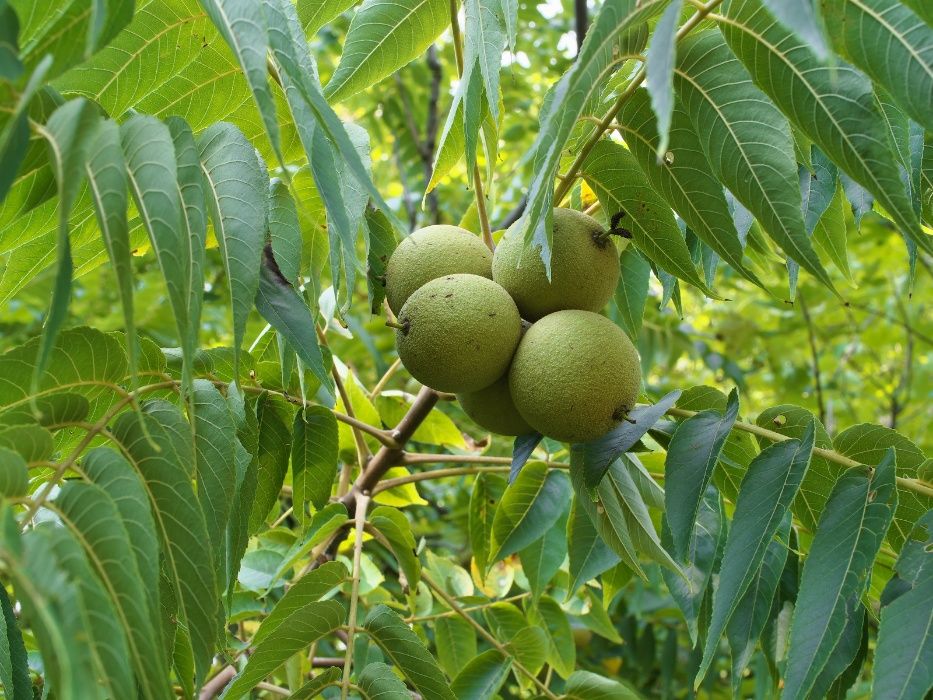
[
  {"left": 457, "top": 375, "right": 533, "bottom": 436},
  {"left": 509, "top": 310, "right": 640, "bottom": 442},
  {"left": 492, "top": 207, "right": 620, "bottom": 321},
  {"left": 385, "top": 225, "right": 493, "bottom": 314},
  {"left": 396, "top": 274, "right": 521, "bottom": 393}
]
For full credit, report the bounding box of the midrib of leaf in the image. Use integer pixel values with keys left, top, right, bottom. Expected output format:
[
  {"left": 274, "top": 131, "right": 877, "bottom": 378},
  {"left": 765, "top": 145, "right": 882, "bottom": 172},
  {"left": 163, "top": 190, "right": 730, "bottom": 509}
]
[
  {"left": 326, "top": 0, "right": 433, "bottom": 99},
  {"left": 673, "top": 65, "right": 833, "bottom": 292},
  {"left": 847, "top": 0, "right": 933, "bottom": 83},
  {"left": 697, "top": 435, "right": 812, "bottom": 684},
  {"left": 46, "top": 503, "right": 159, "bottom": 696},
  {"left": 582, "top": 161, "right": 714, "bottom": 296},
  {"left": 614, "top": 120, "right": 747, "bottom": 277},
  {"left": 715, "top": 9, "right": 930, "bottom": 255},
  {"left": 73, "top": 12, "right": 206, "bottom": 103},
  {"left": 799, "top": 495, "right": 872, "bottom": 688}
]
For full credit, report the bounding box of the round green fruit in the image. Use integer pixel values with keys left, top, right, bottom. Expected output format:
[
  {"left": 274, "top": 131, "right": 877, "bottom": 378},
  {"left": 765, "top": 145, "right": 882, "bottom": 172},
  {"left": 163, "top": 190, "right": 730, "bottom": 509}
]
[
  {"left": 492, "top": 207, "right": 620, "bottom": 321},
  {"left": 457, "top": 375, "right": 533, "bottom": 436},
  {"left": 396, "top": 274, "right": 521, "bottom": 393},
  {"left": 385, "top": 225, "right": 493, "bottom": 314},
  {"left": 509, "top": 310, "right": 640, "bottom": 442}
]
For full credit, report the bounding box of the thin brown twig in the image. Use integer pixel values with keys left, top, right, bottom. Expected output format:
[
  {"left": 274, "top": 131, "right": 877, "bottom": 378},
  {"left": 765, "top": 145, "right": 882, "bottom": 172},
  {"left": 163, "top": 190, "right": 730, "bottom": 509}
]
[
  {"left": 665, "top": 407, "right": 933, "bottom": 498},
  {"left": 798, "top": 293, "right": 826, "bottom": 425},
  {"left": 422, "top": 573, "right": 559, "bottom": 699}
]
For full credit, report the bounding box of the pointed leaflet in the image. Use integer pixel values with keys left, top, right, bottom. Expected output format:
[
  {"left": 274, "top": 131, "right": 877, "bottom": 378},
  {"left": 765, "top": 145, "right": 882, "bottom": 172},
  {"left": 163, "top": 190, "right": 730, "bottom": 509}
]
[
  {"left": 562, "top": 670, "right": 641, "bottom": 699},
  {"left": 572, "top": 390, "right": 681, "bottom": 491},
  {"left": 617, "top": 89, "right": 762, "bottom": 289},
  {"left": 110, "top": 403, "right": 218, "bottom": 685},
  {"left": 287, "top": 667, "right": 342, "bottom": 700},
  {"left": 221, "top": 600, "right": 346, "bottom": 700},
  {"left": 248, "top": 395, "right": 292, "bottom": 532},
  {"left": 523, "top": 0, "right": 669, "bottom": 272},
  {"left": 0, "top": 584, "right": 31, "bottom": 700},
  {"left": 519, "top": 505, "right": 569, "bottom": 599},
  {"left": 363, "top": 605, "right": 457, "bottom": 700},
  {"left": 55, "top": 481, "right": 173, "bottom": 700},
  {"left": 264, "top": 0, "right": 404, "bottom": 234},
  {"left": 470, "top": 472, "right": 506, "bottom": 575},
  {"left": 833, "top": 422, "right": 928, "bottom": 552},
  {"left": 82, "top": 448, "right": 164, "bottom": 640},
  {"left": 613, "top": 246, "right": 650, "bottom": 342},
  {"left": 167, "top": 117, "right": 208, "bottom": 387},
  {"left": 823, "top": 0, "right": 933, "bottom": 132},
  {"left": 370, "top": 505, "right": 421, "bottom": 588},
  {"left": 324, "top": 0, "right": 448, "bottom": 103},
  {"left": 436, "top": 616, "right": 477, "bottom": 678},
  {"left": 32, "top": 98, "right": 99, "bottom": 395},
  {"left": 252, "top": 561, "right": 347, "bottom": 645},
  {"left": 299, "top": 1, "right": 358, "bottom": 35},
  {"left": 254, "top": 250, "right": 334, "bottom": 402},
  {"left": 664, "top": 388, "right": 738, "bottom": 560},
  {"left": 268, "top": 178, "right": 301, "bottom": 284},
  {"left": 0, "top": 56, "right": 50, "bottom": 201},
  {"left": 191, "top": 379, "right": 237, "bottom": 576},
  {"left": 120, "top": 115, "right": 191, "bottom": 379},
  {"left": 510, "top": 432, "right": 542, "bottom": 482},
  {"left": 450, "top": 650, "right": 512, "bottom": 700},
  {"left": 1, "top": 524, "right": 99, "bottom": 698},
  {"left": 38, "top": 525, "right": 135, "bottom": 700},
  {"left": 674, "top": 30, "right": 836, "bottom": 291},
  {"left": 695, "top": 421, "right": 814, "bottom": 686},
  {"left": 226, "top": 432, "right": 257, "bottom": 599},
  {"left": 582, "top": 134, "right": 715, "bottom": 297},
  {"left": 645, "top": 0, "right": 683, "bottom": 156},
  {"left": 528, "top": 596, "right": 576, "bottom": 678},
  {"left": 783, "top": 450, "right": 898, "bottom": 699},
  {"left": 813, "top": 605, "right": 866, "bottom": 700},
  {"left": 602, "top": 456, "right": 681, "bottom": 574},
  {"left": 567, "top": 495, "right": 620, "bottom": 594},
  {"left": 464, "top": 0, "right": 506, "bottom": 125},
  {"left": 720, "top": 0, "right": 932, "bottom": 256},
  {"left": 874, "top": 510, "right": 932, "bottom": 700},
  {"left": 319, "top": 122, "right": 372, "bottom": 308},
  {"left": 357, "top": 662, "right": 411, "bottom": 699},
  {"left": 726, "top": 512, "right": 791, "bottom": 691},
  {"left": 291, "top": 406, "right": 339, "bottom": 514},
  {"left": 661, "top": 486, "right": 722, "bottom": 645},
  {"left": 198, "top": 0, "right": 283, "bottom": 167},
  {"left": 85, "top": 119, "right": 136, "bottom": 387},
  {"left": 490, "top": 462, "right": 572, "bottom": 562},
  {"left": 198, "top": 122, "right": 266, "bottom": 381}
]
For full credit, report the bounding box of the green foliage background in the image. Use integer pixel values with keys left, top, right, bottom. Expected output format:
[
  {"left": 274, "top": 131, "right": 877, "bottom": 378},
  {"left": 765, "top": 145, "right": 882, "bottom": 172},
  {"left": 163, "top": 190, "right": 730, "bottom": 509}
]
[{"left": 0, "top": 0, "right": 930, "bottom": 699}]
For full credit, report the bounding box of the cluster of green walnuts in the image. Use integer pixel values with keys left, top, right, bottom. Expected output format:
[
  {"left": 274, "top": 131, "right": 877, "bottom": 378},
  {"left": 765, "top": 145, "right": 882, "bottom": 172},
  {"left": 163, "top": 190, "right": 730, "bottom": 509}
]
[{"left": 384, "top": 208, "right": 641, "bottom": 443}]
